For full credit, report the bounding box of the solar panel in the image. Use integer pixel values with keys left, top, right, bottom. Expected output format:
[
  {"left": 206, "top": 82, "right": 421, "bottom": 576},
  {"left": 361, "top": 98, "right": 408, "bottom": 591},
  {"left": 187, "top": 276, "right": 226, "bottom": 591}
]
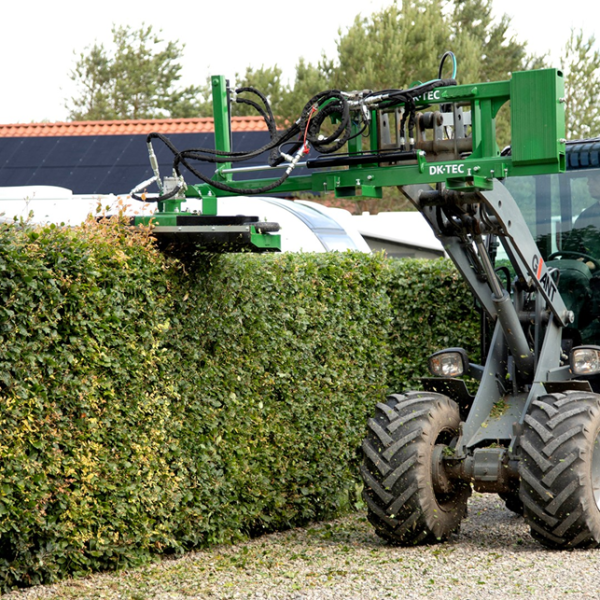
[{"left": 0, "top": 131, "right": 272, "bottom": 194}]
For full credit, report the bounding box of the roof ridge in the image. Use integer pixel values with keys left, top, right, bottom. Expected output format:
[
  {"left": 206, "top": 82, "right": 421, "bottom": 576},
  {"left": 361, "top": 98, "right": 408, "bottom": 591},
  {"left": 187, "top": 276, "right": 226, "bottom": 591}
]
[{"left": 0, "top": 116, "right": 269, "bottom": 137}]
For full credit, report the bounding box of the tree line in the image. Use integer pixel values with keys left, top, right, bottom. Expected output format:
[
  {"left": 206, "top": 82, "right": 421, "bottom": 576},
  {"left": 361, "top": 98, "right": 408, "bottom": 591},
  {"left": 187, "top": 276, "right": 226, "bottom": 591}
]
[{"left": 66, "top": 0, "right": 599, "bottom": 142}]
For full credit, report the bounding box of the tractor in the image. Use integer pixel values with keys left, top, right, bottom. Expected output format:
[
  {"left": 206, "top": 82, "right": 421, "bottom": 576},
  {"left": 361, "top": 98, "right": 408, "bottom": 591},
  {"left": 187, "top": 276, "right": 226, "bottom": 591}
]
[{"left": 131, "top": 54, "right": 600, "bottom": 549}]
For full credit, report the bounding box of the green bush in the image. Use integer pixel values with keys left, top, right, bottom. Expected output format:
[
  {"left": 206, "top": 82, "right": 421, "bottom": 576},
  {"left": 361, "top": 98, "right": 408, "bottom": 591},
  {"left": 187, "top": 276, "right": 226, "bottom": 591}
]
[
  {"left": 0, "top": 220, "right": 178, "bottom": 586},
  {"left": 0, "top": 219, "right": 478, "bottom": 590},
  {"left": 386, "top": 258, "right": 481, "bottom": 391},
  {"left": 163, "top": 251, "right": 392, "bottom": 548}
]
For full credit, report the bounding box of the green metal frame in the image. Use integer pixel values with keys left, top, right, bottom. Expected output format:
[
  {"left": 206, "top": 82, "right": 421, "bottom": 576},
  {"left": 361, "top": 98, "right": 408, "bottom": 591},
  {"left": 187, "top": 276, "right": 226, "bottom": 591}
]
[
  {"left": 184, "top": 69, "right": 565, "bottom": 201},
  {"left": 131, "top": 75, "right": 281, "bottom": 252},
  {"left": 132, "top": 69, "right": 565, "bottom": 254}
]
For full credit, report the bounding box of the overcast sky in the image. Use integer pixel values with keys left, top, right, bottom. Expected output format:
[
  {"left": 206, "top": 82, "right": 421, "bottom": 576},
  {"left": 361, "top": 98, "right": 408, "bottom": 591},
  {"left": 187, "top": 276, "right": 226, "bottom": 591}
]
[{"left": 2, "top": 0, "right": 597, "bottom": 124}]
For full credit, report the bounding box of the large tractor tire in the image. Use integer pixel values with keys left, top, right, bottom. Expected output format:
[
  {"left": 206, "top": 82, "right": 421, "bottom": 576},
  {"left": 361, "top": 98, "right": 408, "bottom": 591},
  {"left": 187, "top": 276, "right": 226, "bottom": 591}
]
[
  {"left": 499, "top": 491, "right": 524, "bottom": 516},
  {"left": 519, "top": 390, "right": 600, "bottom": 548},
  {"left": 361, "top": 391, "right": 471, "bottom": 545}
]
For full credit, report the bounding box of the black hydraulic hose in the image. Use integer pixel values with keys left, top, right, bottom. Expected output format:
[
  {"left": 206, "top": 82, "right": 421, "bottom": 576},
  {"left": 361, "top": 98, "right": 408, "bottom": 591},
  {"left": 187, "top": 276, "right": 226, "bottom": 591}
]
[
  {"left": 130, "top": 133, "right": 184, "bottom": 202},
  {"left": 307, "top": 95, "right": 351, "bottom": 154},
  {"left": 175, "top": 152, "right": 301, "bottom": 195},
  {"left": 235, "top": 86, "right": 277, "bottom": 136},
  {"left": 146, "top": 131, "right": 245, "bottom": 163},
  {"left": 270, "top": 90, "right": 352, "bottom": 165},
  {"left": 136, "top": 75, "right": 459, "bottom": 197},
  {"left": 131, "top": 182, "right": 183, "bottom": 203},
  {"left": 409, "top": 78, "right": 457, "bottom": 97},
  {"left": 176, "top": 123, "right": 301, "bottom": 165},
  {"left": 373, "top": 79, "right": 457, "bottom": 111},
  {"left": 235, "top": 97, "right": 276, "bottom": 134},
  {"left": 149, "top": 123, "right": 301, "bottom": 166},
  {"left": 148, "top": 88, "right": 359, "bottom": 171},
  {"left": 236, "top": 86, "right": 275, "bottom": 122},
  {"left": 438, "top": 51, "right": 457, "bottom": 79},
  {"left": 140, "top": 89, "right": 356, "bottom": 195},
  {"left": 344, "top": 119, "right": 370, "bottom": 143}
]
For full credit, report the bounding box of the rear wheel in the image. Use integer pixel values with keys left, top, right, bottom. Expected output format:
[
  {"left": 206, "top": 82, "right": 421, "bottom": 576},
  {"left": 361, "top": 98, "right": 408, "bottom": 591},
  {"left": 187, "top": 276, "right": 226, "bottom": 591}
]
[
  {"left": 361, "top": 391, "right": 471, "bottom": 545},
  {"left": 519, "top": 390, "right": 600, "bottom": 548}
]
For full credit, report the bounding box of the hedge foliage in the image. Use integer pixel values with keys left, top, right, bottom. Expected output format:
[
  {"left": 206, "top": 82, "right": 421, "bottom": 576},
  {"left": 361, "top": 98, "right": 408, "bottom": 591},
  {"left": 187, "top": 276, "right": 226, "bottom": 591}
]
[
  {"left": 386, "top": 258, "right": 481, "bottom": 391},
  {"left": 0, "top": 218, "right": 478, "bottom": 590}
]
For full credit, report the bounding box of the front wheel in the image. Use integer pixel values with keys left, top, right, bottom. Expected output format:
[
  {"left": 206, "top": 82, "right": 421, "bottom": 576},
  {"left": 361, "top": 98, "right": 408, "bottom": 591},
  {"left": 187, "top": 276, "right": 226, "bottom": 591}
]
[
  {"left": 519, "top": 390, "right": 600, "bottom": 548},
  {"left": 361, "top": 391, "right": 471, "bottom": 545}
]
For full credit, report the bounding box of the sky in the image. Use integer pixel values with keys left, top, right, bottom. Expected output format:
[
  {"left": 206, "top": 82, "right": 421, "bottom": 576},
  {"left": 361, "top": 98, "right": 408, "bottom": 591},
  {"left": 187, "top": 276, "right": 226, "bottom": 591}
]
[{"left": 2, "top": 0, "right": 598, "bottom": 124}]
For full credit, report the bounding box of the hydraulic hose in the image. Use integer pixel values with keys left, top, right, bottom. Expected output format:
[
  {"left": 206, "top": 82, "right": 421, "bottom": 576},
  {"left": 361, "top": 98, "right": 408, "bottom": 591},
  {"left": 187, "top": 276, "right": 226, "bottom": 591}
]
[{"left": 133, "top": 54, "right": 460, "bottom": 197}]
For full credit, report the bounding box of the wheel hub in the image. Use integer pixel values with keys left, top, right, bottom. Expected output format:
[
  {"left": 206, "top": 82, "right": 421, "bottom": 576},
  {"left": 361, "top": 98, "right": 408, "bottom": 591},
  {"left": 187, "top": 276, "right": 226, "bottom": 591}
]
[{"left": 432, "top": 444, "right": 454, "bottom": 495}]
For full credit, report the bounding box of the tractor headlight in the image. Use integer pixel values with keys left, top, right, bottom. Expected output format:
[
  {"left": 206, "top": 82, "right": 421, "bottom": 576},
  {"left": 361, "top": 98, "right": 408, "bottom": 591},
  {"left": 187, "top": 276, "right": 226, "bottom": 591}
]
[
  {"left": 428, "top": 348, "right": 469, "bottom": 378},
  {"left": 571, "top": 346, "right": 600, "bottom": 376}
]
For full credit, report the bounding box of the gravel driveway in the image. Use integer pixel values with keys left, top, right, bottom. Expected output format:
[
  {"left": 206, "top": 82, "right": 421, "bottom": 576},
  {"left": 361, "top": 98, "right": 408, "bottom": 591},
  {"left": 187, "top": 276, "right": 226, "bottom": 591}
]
[{"left": 4, "top": 493, "right": 600, "bottom": 599}]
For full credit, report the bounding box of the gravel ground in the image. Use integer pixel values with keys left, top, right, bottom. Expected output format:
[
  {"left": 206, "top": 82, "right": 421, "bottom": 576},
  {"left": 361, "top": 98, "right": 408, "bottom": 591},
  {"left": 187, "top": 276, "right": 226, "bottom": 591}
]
[{"left": 3, "top": 494, "right": 600, "bottom": 600}]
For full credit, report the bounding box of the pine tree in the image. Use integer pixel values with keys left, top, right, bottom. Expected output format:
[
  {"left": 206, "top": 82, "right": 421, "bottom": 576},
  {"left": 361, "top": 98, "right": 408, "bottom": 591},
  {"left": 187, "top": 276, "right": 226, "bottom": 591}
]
[
  {"left": 562, "top": 29, "right": 600, "bottom": 139},
  {"left": 67, "top": 24, "right": 205, "bottom": 120}
]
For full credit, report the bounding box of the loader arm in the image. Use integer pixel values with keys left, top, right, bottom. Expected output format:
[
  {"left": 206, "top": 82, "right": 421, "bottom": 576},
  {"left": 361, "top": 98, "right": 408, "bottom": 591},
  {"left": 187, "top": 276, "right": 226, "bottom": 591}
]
[{"left": 401, "top": 181, "right": 573, "bottom": 452}]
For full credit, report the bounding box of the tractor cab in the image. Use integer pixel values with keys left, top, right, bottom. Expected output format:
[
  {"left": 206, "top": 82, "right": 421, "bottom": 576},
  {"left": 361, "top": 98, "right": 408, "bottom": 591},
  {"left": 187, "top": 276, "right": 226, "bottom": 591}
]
[{"left": 502, "top": 142, "right": 600, "bottom": 345}]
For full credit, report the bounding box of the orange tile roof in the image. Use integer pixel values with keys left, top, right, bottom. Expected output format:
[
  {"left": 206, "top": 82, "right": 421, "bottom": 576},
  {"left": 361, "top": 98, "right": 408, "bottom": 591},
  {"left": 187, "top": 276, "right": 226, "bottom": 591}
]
[{"left": 0, "top": 116, "right": 269, "bottom": 137}]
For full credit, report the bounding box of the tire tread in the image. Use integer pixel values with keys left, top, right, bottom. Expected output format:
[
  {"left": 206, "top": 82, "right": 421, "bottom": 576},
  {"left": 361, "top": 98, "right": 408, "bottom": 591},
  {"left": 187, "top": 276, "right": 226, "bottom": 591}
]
[
  {"left": 519, "top": 390, "right": 600, "bottom": 548},
  {"left": 362, "top": 392, "right": 470, "bottom": 546}
]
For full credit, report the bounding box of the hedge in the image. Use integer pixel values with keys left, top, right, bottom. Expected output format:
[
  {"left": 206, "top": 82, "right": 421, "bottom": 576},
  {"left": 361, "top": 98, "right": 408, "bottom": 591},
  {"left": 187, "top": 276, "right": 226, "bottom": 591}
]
[
  {"left": 386, "top": 258, "right": 481, "bottom": 391},
  {"left": 0, "top": 218, "right": 478, "bottom": 590}
]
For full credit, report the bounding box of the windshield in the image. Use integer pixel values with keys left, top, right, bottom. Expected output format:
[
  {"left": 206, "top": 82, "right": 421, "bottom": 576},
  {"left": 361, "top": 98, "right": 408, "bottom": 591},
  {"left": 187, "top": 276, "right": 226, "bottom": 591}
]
[{"left": 503, "top": 169, "right": 600, "bottom": 260}]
